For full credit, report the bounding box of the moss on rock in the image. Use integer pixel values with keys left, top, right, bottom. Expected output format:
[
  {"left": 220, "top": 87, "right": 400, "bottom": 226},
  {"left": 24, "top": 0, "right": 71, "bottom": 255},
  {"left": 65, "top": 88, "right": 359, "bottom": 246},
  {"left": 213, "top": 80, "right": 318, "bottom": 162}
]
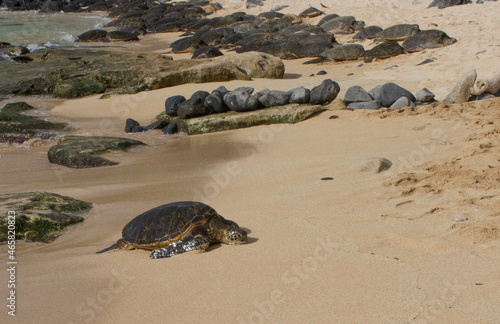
[
  {"left": 48, "top": 135, "right": 146, "bottom": 168},
  {"left": 0, "top": 101, "right": 68, "bottom": 143},
  {"left": 155, "top": 104, "right": 325, "bottom": 135},
  {"left": 0, "top": 192, "right": 93, "bottom": 243}
]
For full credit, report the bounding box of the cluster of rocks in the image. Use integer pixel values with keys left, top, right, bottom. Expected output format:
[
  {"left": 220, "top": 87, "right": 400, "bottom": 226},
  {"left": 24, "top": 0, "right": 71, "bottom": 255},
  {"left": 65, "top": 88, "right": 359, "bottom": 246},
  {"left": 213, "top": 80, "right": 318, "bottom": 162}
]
[
  {"left": 0, "top": 191, "right": 92, "bottom": 243},
  {"left": 343, "top": 83, "right": 436, "bottom": 110},
  {"left": 125, "top": 79, "right": 340, "bottom": 135},
  {"left": 0, "top": 42, "right": 33, "bottom": 63}
]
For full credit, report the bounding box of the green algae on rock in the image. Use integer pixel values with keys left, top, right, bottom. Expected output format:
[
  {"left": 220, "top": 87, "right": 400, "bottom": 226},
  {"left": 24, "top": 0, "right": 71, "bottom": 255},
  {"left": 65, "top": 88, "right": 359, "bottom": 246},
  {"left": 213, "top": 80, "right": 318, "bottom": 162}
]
[
  {"left": 48, "top": 135, "right": 146, "bottom": 168},
  {"left": 156, "top": 104, "right": 325, "bottom": 135},
  {"left": 0, "top": 101, "right": 68, "bottom": 144},
  {"left": 0, "top": 192, "right": 93, "bottom": 243}
]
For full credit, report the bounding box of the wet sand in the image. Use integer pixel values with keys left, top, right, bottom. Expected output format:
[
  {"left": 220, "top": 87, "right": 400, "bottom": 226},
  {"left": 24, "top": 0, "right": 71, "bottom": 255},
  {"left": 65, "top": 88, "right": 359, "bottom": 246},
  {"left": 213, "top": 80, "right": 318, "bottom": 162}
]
[{"left": 1, "top": 1, "right": 500, "bottom": 323}]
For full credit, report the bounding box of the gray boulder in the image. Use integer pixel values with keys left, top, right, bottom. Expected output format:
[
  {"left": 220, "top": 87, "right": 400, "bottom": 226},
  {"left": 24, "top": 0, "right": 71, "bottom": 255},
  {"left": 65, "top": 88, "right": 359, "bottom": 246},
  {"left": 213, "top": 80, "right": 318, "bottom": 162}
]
[
  {"left": 223, "top": 90, "right": 260, "bottom": 112},
  {"left": 379, "top": 82, "right": 416, "bottom": 107},
  {"left": 416, "top": 88, "right": 436, "bottom": 102},
  {"left": 258, "top": 90, "right": 291, "bottom": 108},
  {"left": 389, "top": 96, "right": 416, "bottom": 109},
  {"left": 125, "top": 118, "right": 140, "bottom": 133},
  {"left": 161, "top": 122, "right": 178, "bottom": 135},
  {"left": 310, "top": 79, "right": 341, "bottom": 105},
  {"left": 165, "top": 95, "right": 186, "bottom": 116},
  {"left": 368, "top": 85, "right": 382, "bottom": 101},
  {"left": 343, "top": 86, "right": 373, "bottom": 105},
  {"left": 177, "top": 98, "right": 208, "bottom": 119},
  {"left": 348, "top": 101, "right": 381, "bottom": 110},
  {"left": 205, "top": 90, "right": 228, "bottom": 113},
  {"left": 288, "top": 86, "right": 311, "bottom": 104}
]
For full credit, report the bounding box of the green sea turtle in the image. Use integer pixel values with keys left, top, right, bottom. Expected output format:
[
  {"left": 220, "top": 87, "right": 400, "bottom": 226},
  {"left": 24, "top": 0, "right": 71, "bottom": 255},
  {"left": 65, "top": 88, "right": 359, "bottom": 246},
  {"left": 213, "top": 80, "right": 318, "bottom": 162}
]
[
  {"left": 377, "top": 24, "right": 420, "bottom": 42},
  {"left": 98, "top": 201, "right": 247, "bottom": 259},
  {"left": 402, "top": 29, "right": 457, "bottom": 53},
  {"left": 364, "top": 41, "right": 403, "bottom": 63}
]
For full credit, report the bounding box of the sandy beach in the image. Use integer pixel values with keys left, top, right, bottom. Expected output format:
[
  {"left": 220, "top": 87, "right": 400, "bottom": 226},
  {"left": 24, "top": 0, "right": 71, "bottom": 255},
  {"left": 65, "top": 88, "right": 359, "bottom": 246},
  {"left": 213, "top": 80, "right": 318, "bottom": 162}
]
[{"left": 1, "top": 1, "right": 499, "bottom": 323}]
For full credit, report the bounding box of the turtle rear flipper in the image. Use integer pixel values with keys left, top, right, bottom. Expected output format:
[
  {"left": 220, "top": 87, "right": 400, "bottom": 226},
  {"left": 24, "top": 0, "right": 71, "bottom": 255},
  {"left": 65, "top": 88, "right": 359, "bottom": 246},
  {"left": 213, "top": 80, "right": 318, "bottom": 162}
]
[{"left": 150, "top": 235, "right": 210, "bottom": 259}]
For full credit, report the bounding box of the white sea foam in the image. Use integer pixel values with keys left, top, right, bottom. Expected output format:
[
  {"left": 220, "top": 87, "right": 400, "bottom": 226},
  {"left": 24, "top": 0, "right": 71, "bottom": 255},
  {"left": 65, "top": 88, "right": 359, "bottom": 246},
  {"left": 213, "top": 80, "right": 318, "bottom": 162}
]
[{"left": 59, "top": 33, "right": 76, "bottom": 43}]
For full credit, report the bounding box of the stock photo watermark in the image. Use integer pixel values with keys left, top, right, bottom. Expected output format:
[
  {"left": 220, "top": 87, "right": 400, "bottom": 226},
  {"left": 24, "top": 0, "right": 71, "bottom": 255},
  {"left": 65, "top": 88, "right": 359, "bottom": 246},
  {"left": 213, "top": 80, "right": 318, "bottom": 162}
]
[{"left": 5, "top": 210, "right": 17, "bottom": 317}]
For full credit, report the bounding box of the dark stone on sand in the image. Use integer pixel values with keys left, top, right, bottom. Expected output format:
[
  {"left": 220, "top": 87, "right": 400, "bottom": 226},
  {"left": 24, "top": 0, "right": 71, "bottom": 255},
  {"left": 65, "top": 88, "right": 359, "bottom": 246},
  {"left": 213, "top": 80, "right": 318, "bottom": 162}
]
[
  {"left": 191, "top": 46, "right": 224, "bottom": 59},
  {"left": 205, "top": 90, "right": 228, "bottom": 114},
  {"left": 348, "top": 100, "right": 381, "bottom": 110},
  {"left": 125, "top": 118, "right": 140, "bottom": 133},
  {"left": 223, "top": 90, "right": 260, "bottom": 112},
  {"left": 131, "top": 125, "right": 147, "bottom": 133},
  {"left": 215, "top": 86, "right": 230, "bottom": 96},
  {"left": 368, "top": 85, "right": 382, "bottom": 101},
  {"left": 288, "top": 87, "right": 311, "bottom": 104},
  {"left": 165, "top": 95, "right": 186, "bottom": 117},
  {"left": 144, "top": 120, "right": 169, "bottom": 131},
  {"left": 416, "top": 88, "right": 436, "bottom": 102},
  {"left": 343, "top": 86, "right": 374, "bottom": 105},
  {"left": 321, "top": 177, "right": 334, "bottom": 181},
  {"left": 0, "top": 192, "right": 92, "bottom": 243},
  {"left": 190, "top": 91, "right": 210, "bottom": 102},
  {"left": 6, "top": 46, "right": 30, "bottom": 57},
  {"left": 317, "top": 70, "right": 327, "bottom": 75},
  {"left": 258, "top": 90, "right": 290, "bottom": 108},
  {"left": 389, "top": 96, "right": 416, "bottom": 109},
  {"left": 47, "top": 135, "right": 145, "bottom": 168},
  {"left": 379, "top": 83, "right": 416, "bottom": 107},
  {"left": 162, "top": 122, "right": 178, "bottom": 135},
  {"left": 310, "top": 79, "right": 341, "bottom": 105},
  {"left": 177, "top": 98, "right": 208, "bottom": 119},
  {"left": 246, "top": 0, "right": 264, "bottom": 9}
]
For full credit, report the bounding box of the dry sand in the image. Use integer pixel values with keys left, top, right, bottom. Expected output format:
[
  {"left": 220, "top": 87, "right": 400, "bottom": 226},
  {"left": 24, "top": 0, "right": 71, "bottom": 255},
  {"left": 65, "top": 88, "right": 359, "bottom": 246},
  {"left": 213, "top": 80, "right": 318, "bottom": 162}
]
[{"left": 1, "top": 1, "right": 499, "bottom": 323}]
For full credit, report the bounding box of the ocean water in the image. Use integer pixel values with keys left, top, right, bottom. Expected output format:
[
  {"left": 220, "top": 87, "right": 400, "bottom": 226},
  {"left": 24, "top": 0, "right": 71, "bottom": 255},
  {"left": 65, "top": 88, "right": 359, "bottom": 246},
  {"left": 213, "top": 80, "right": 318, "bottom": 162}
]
[{"left": 0, "top": 10, "right": 110, "bottom": 49}]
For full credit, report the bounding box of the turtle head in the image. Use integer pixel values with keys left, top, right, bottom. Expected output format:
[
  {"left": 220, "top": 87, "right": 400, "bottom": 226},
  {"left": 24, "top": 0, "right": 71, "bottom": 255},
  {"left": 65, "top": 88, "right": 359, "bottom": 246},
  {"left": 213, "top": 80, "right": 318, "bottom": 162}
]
[{"left": 223, "top": 228, "right": 247, "bottom": 245}]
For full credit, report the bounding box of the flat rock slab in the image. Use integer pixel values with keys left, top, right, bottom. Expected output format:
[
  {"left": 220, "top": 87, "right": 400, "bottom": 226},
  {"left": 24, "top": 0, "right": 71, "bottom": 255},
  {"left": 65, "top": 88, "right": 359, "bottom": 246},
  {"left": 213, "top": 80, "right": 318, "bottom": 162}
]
[
  {"left": 48, "top": 135, "right": 146, "bottom": 168},
  {"left": 174, "top": 104, "right": 325, "bottom": 135},
  {"left": 0, "top": 192, "right": 92, "bottom": 243}
]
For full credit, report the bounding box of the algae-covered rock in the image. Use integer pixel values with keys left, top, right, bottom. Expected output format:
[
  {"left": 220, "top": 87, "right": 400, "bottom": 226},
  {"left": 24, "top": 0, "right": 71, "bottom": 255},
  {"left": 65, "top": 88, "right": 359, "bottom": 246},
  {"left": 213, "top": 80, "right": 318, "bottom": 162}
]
[
  {"left": 0, "top": 101, "right": 68, "bottom": 144},
  {"left": 164, "top": 104, "right": 325, "bottom": 135},
  {"left": 1, "top": 49, "right": 285, "bottom": 98},
  {"left": 48, "top": 135, "right": 146, "bottom": 168},
  {"left": 0, "top": 192, "right": 93, "bottom": 243}
]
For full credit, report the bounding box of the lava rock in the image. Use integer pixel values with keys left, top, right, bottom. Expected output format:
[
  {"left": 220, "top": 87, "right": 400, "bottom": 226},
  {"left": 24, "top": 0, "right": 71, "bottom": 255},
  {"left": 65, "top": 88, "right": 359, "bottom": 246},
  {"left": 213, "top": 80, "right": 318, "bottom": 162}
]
[
  {"left": 310, "top": 79, "right": 341, "bottom": 105},
  {"left": 177, "top": 98, "right": 208, "bottom": 119},
  {"left": 223, "top": 90, "right": 260, "bottom": 112},
  {"left": 343, "top": 85, "right": 373, "bottom": 105},
  {"left": 258, "top": 90, "right": 291, "bottom": 108},
  {"left": 348, "top": 100, "right": 382, "bottom": 110},
  {"left": 165, "top": 95, "right": 186, "bottom": 116},
  {"left": 379, "top": 82, "right": 416, "bottom": 107},
  {"left": 389, "top": 96, "right": 416, "bottom": 109},
  {"left": 416, "top": 88, "right": 436, "bottom": 102},
  {"left": 162, "top": 122, "right": 178, "bottom": 135},
  {"left": 288, "top": 86, "right": 311, "bottom": 104},
  {"left": 205, "top": 90, "right": 228, "bottom": 113},
  {"left": 125, "top": 118, "right": 140, "bottom": 133}
]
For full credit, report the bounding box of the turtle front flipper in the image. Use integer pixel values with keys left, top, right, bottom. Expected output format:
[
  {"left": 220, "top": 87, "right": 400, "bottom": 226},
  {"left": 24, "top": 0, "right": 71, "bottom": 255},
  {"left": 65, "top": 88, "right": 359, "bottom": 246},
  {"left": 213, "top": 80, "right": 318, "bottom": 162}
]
[{"left": 150, "top": 235, "right": 210, "bottom": 259}]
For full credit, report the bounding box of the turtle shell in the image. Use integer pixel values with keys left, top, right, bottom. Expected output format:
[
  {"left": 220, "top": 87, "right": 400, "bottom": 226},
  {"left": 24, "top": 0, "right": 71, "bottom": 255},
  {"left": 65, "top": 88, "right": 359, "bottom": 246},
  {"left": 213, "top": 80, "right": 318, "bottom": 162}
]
[
  {"left": 378, "top": 24, "right": 420, "bottom": 41},
  {"left": 402, "top": 29, "right": 457, "bottom": 53},
  {"left": 122, "top": 201, "right": 217, "bottom": 249},
  {"left": 364, "top": 41, "right": 403, "bottom": 62}
]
